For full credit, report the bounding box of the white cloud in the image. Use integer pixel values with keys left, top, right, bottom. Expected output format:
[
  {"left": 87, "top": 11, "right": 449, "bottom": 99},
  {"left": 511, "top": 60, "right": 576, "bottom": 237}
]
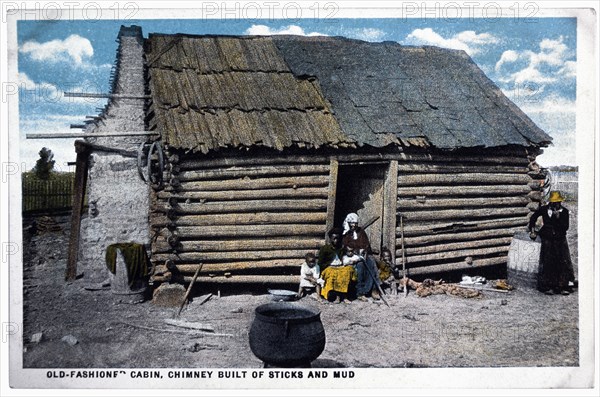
[
  {"left": 558, "top": 60, "right": 576, "bottom": 78},
  {"left": 404, "top": 28, "right": 498, "bottom": 56},
  {"left": 20, "top": 34, "right": 93, "bottom": 65},
  {"left": 20, "top": 114, "right": 87, "bottom": 127},
  {"left": 18, "top": 72, "right": 37, "bottom": 90},
  {"left": 454, "top": 30, "right": 499, "bottom": 45},
  {"left": 346, "top": 28, "right": 385, "bottom": 42},
  {"left": 510, "top": 66, "right": 558, "bottom": 84},
  {"left": 519, "top": 94, "right": 575, "bottom": 115},
  {"left": 495, "top": 36, "right": 575, "bottom": 85},
  {"left": 495, "top": 50, "right": 519, "bottom": 71},
  {"left": 19, "top": 117, "right": 85, "bottom": 171},
  {"left": 518, "top": 94, "right": 576, "bottom": 167},
  {"left": 536, "top": 134, "right": 576, "bottom": 167},
  {"left": 18, "top": 72, "right": 60, "bottom": 98},
  {"left": 245, "top": 24, "right": 326, "bottom": 37},
  {"left": 536, "top": 37, "right": 569, "bottom": 66},
  {"left": 18, "top": 72, "right": 107, "bottom": 106}
]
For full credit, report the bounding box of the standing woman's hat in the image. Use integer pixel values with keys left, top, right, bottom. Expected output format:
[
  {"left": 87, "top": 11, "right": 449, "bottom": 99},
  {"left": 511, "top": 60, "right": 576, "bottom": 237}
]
[{"left": 549, "top": 191, "right": 565, "bottom": 202}]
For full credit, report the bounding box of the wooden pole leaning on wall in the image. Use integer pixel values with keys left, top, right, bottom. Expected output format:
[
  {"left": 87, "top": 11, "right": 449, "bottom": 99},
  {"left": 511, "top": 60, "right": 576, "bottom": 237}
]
[
  {"left": 178, "top": 264, "right": 203, "bottom": 316},
  {"left": 66, "top": 141, "right": 90, "bottom": 281},
  {"left": 325, "top": 158, "right": 339, "bottom": 235},
  {"left": 382, "top": 160, "right": 398, "bottom": 258}
]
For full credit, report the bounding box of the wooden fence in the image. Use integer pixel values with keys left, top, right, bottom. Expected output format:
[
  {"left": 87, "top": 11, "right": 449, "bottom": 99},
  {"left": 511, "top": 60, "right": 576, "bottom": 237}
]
[{"left": 22, "top": 174, "right": 75, "bottom": 213}]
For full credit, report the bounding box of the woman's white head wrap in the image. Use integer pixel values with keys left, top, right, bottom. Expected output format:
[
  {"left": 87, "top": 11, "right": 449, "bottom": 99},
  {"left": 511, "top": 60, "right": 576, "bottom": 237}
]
[{"left": 343, "top": 213, "right": 359, "bottom": 239}]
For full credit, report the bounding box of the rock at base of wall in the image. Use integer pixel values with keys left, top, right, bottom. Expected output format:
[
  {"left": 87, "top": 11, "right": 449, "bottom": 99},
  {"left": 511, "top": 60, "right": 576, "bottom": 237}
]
[
  {"left": 152, "top": 283, "right": 187, "bottom": 307},
  {"left": 61, "top": 335, "right": 79, "bottom": 346},
  {"left": 30, "top": 332, "right": 43, "bottom": 344}
]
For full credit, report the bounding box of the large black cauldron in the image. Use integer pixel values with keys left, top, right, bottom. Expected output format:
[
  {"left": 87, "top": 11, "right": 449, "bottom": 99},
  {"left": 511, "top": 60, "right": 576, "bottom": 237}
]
[{"left": 249, "top": 303, "right": 326, "bottom": 367}]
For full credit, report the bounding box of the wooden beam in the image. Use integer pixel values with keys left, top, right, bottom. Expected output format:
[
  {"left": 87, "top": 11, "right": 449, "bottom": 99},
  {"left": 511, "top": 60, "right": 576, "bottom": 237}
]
[
  {"left": 153, "top": 259, "right": 302, "bottom": 273},
  {"left": 382, "top": 160, "right": 398, "bottom": 256},
  {"left": 399, "top": 237, "right": 513, "bottom": 257},
  {"left": 66, "top": 142, "right": 89, "bottom": 281},
  {"left": 396, "top": 173, "right": 532, "bottom": 186},
  {"left": 399, "top": 217, "right": 528, "bottom": 237},
  {"left": 396, "top": 152, "right": 529, "bottom": 165},
  {"left": 150, "top": 212, "right": 326, "bottom": 227},
  {"left": 173, "top": 150, "right": 528, "bottom": 171},
  {"left": 152, "top": 237, "right": 323, "bottom": 253},
  {"left": 406, "top": 256, "right": 507, "bottom": 276},
  {"left": 401, "top": 227, "right": 522, "bottom": 247},
  {"left": 159, "top": 199, "right": 328, "bottom": 215},
  {"left": 177, "top": 164, "right": 330, "bottom": 181},
  {"left": 156, "top": 187, "right": 328, "bottom": 201},
  {"left": 153, "top": 250, "right": 310, "bottom": 262},
  {"left": 398, "top": 207, "right": 530, "bottom": 222},
  {"left": 175, "top": 224, "right": 325, "bottom": 238},
  {"left": 397, "top": 196, "right": 529, "bottom": 210},
  {"left": 64, "top": 92, "right": 151, "bottom": 99},
  {"left": 181, "top": 275, "right": 300, "bottom": 284},
  {"left": 397, "top": 185, "right": 531, "bottom": 197},
  {"left": 27, "top": 131, "right": 159, "bottom": 139},
  {"left": 325, "top": 158, "right": 339, "bottom": 236},
  {"left": 178, "top": 155, "right": 330, "bottom": 170},
  {"left": 400, "top": 245, "right": 509, "bottom": 265},
  {"left": 397, "top": 164, "right": 528, "bottom": 174},
  {"left": 173, "top": 175, "right": 329, "bottom": 192}
]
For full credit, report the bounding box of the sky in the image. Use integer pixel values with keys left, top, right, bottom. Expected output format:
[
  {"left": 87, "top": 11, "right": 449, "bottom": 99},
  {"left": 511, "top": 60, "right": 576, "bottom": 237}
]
[{"left": 16, "top": 14, "right": 577, "bottom": 171}]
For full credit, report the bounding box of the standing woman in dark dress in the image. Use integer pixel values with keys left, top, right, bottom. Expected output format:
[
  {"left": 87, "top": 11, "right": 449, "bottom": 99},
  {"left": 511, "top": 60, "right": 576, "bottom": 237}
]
[{"left": 528, "top": 191, "right": 575, "bottom": 295}]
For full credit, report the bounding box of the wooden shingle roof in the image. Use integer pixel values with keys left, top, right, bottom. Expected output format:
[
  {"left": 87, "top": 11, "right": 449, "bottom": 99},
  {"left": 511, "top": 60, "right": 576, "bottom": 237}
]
[
  {"left": 145, "top": 33, "right": 552, "bottom": 153},
  {"left": 145, "top": 35, "right": 353, "bottom": 153}
]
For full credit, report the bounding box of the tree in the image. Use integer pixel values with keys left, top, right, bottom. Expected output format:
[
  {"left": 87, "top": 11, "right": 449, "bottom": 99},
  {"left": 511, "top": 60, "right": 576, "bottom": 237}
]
[{"left": 33, "top": 147, "right": 56, "bottom": 180}]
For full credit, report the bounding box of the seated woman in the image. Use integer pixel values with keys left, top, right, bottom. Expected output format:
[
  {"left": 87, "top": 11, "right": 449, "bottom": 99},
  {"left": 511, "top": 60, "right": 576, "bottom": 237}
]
[
  {"left": 320, "top": 247, "right": 356, "bottom": 304},
  {"left": 342, "top": 213, "right": 381, "bottom": 301},
  {"left": 317, "top": 228, "right": 344, "bottom": 271}
]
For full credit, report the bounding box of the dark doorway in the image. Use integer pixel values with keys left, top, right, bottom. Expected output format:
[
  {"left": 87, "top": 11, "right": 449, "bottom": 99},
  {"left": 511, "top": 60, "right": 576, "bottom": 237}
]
[{"left": 334, "top": 163, "right": 387, "bottom": 253}]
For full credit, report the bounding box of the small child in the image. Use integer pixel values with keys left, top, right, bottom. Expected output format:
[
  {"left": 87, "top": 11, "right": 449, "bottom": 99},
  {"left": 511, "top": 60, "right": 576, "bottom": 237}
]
[
  {"left": 377, "top": 247, "right": 400, "bottom": 295},
  {"left": 297, "top": 253, "right": 324, "bottom": 299},
  {"left": 342, "top": 246, "right": 362, "bottom": 267}
]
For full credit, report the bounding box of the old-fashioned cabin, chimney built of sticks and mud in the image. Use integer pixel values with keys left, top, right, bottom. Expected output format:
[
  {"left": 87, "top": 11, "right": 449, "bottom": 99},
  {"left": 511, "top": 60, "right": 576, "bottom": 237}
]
[{"left": 71, "top": 25, "right": 552, "bottom": 286}]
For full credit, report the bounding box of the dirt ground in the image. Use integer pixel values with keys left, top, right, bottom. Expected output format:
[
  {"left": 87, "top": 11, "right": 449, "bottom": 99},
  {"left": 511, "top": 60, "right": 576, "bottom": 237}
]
[{"left": 21, "top": 203, "right": 579, "bottom": 369}]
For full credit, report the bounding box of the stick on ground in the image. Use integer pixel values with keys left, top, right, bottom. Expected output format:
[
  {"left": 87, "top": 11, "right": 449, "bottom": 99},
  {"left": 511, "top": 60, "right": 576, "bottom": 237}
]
[
  {"left": 198, "top": 293, "right": 213, "bottom": 306},
  {"left": 163, "top": 318, "right": 215, "bottom": 332},
  {"left": 117, "top": 321, "right": 232, "bottom": 337}
]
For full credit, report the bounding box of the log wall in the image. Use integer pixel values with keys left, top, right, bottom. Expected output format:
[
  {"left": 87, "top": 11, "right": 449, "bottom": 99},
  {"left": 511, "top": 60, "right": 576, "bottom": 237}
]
[
  {"left": 150, "top": 153, "right": 331, "bottom": 283},
  {"left": 150, "top": 147, "right": 542, "bottom": 284},
  {"left": 395, "top": 149, "right": 537, "bottom": 276}
]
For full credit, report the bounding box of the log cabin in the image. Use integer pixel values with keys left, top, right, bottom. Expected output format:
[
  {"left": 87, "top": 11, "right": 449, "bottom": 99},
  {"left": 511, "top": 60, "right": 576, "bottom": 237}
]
[{"left": 70, "top": 25, "right": 551, "bottom": 286}]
